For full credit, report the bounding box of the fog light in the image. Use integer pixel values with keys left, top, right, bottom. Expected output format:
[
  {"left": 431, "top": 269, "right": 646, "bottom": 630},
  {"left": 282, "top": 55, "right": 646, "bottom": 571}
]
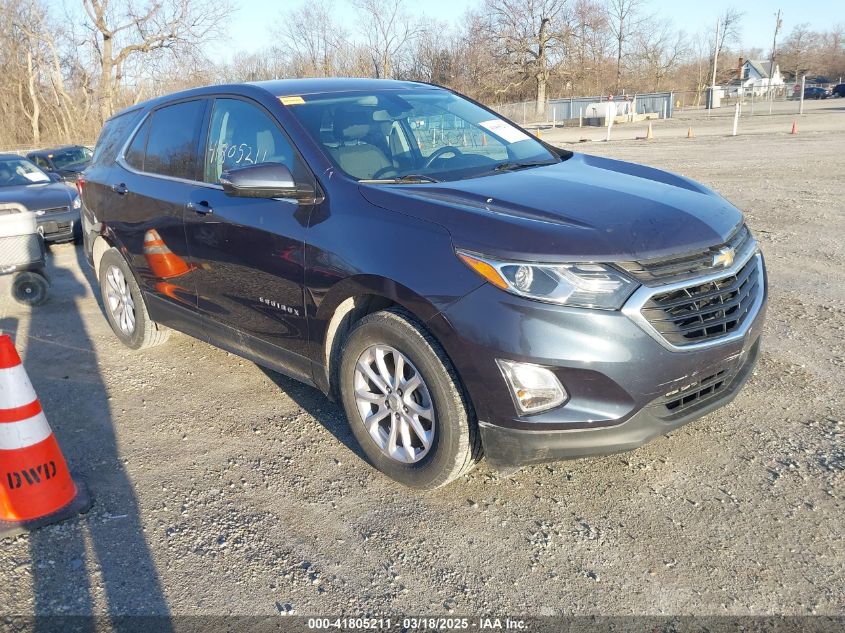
[{"left": 497, "top": 359, "right": 567, "bottom": 415}]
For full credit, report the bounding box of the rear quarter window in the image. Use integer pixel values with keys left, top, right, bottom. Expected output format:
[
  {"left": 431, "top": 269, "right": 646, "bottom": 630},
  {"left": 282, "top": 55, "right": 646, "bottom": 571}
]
[
  {"left": 92, "top": 109, "right": 143, "bottom": 166},
  {"left": 124, "top": 117, "right": 151, "bottom": 171}
]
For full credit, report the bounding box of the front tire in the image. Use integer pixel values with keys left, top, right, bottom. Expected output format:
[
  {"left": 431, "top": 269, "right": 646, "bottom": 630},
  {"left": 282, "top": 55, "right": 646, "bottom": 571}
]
[
  {"left": 339, "top": 309, "right": 481, "bottom": 489},
  {"left": 99, "top": 248, "right": 170, "bottom": 350}
]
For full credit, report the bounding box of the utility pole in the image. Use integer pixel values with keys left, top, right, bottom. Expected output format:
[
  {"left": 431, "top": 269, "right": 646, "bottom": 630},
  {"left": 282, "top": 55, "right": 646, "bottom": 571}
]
[
  {"left": 768, "top": 9, "right": 782, "bottom": 113},
  {"left": 709, "top": 17, "right": 720, "bottom": 109}
]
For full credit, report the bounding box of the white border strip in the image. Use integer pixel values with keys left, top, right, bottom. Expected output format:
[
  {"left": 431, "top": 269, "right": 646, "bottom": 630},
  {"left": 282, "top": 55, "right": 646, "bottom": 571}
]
[{"left": 0, "top": 411, "right": 52, "bottom": 450}]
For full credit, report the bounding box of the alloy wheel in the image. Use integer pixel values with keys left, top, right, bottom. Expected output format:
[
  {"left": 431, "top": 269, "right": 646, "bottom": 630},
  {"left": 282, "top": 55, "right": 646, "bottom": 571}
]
[
  {"left": 353, "top": 344, "right": 436, "bottom": 464},
  {"left": 105, "top": 265, "right": 136, "bottom": 335}
]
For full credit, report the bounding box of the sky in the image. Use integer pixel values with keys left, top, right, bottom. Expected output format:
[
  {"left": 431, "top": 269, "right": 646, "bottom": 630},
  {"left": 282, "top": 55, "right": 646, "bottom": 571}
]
[
  {"left": 224, "top": 0, "right": 841, "bottom": 59},
  {"left": 47, "top": 0, "right": 842, "bottom": 62}
]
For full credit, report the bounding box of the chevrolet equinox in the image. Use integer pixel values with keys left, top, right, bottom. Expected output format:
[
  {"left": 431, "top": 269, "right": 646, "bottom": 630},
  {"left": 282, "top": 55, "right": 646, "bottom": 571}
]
[{"left": 80, "top": 79, "right": 767, "bottom": 488}]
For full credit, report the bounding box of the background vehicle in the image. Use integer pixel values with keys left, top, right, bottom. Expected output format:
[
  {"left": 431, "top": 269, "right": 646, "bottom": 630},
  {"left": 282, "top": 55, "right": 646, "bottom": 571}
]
[
  {"left": 0, "top": 154, "right": 82, "bottom": 243},
  {"left": 81, "top": 79, "right": 766, "bottom": 489},
  {"left": 0, "top": 202, "right": 50, "bottom": 305},
  {"left": 831, "top": 84, "right": 845, "bottom": 98},
  {"left": 27, "top": 145, "right": 93, "bottom": 183},
  {"left": 803, "top": 86, "right": 829, "bottom": 99}
]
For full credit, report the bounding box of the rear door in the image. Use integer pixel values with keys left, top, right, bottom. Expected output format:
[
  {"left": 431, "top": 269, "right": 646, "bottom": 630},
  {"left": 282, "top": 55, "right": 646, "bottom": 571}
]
[
  {"left": 108, "top": 99, "right": 208, "bottom": 317},
  {"left": 183, "top": 96, "right": 314, "bottom": 378}
]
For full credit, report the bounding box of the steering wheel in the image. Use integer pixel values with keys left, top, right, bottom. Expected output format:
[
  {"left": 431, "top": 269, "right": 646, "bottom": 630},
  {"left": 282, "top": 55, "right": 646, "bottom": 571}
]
[
  {"left": 424, "top": 146, "right": 464, "bottom": 169},
  {"left": 370, "top": 166, "right": 399, "bottom": 180}
]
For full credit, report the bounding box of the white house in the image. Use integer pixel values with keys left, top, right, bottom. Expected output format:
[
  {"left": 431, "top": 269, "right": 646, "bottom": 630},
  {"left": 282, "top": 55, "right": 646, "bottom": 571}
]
[{"left": 727, "top": 58, "right": 785, "bottom": 96}]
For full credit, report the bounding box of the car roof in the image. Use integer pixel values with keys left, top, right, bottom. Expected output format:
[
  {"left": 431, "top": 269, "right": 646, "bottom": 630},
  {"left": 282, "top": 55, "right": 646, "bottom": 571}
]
[
  {"left": 0, "top": 153, "right": 31, "bottom": 161},
  {"left": 250, "top": 77, "right": 438, "bottom": 96},
  {"left": 108, "top": 78, "right": 442, "bottom": 121}
]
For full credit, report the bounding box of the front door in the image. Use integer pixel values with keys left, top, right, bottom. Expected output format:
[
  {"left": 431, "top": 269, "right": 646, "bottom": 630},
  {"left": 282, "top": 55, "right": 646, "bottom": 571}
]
[{"left": 184, "top": 96, "right": 314, "bottom": 378}]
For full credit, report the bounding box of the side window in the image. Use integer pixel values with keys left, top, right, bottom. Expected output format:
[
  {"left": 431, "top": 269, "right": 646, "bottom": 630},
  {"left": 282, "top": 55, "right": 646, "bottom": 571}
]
[
  {"left": 124, "top": 117, "right": 150, "bottom": 171},
  {"left": 144, "top": 100, "right": 206, "bottom": 180},
  {"left": 32, "top": 157, "right": 49, "bottom": 170},
  {"left": 204, "top": 98, "right": 298, "bottom": 184},
  {"left": 92, "top": 109, "right": 143, "bottom": 166}
]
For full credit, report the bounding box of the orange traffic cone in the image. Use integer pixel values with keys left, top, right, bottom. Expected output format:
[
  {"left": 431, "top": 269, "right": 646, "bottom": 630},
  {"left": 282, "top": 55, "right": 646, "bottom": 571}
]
[
  {"left": 790, "top": 121, "right": 797, "bottom": 135},
  {"left": 687, "top": 127, "right": 694, "bottom": 139},
  {"left": 645, "top": 123, "right": 654, "bottom": 140},
  {"left": 0, "top": 335, "right": 90, "bottom": 538},
  {"left": 143, "top": 229, "right": 195, "bottom": 279}
]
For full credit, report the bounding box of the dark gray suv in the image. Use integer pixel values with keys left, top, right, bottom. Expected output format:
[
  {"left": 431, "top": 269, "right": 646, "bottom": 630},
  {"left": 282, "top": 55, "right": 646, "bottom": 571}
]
[{"left": 81, "top": 79, "right": 767, "bottom": 488}]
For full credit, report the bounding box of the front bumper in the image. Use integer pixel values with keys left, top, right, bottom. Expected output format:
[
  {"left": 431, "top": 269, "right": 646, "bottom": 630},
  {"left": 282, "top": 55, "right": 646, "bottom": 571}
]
[
  {"left": 35, "top": 208, "right": 79, "bottom": 242},
  {"left": 432, "top": 257, "right": 767, "bottom": 469},
  {"left": 478, "top": 337, "right": 760, "bottom": 468}
]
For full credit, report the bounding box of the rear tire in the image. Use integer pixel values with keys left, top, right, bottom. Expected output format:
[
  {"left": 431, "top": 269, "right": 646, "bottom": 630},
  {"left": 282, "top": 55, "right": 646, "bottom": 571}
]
[
  {"left": 12, "top": 272, "right": 49, "bottom": 306},
  {"left": 99, "top": 248, "right": 170, "bottom": 350},
  {"left": 339, "top": 308, "right": 481, "bottom": 489}
]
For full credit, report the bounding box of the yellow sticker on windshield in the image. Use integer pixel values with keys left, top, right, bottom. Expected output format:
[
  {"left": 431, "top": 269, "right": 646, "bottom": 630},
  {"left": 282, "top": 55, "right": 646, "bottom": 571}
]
[{"left": 279, "top": 96, "right": 305, "bottom": 106}]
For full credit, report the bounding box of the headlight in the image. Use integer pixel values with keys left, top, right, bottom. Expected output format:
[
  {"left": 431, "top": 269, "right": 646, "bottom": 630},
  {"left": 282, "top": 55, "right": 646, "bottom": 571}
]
[
  {"left": 457, "top": 250, "right": 637, "bottom": 309},
  {"left": 71, "top": 196, "right": 82, "bottom": 210}
]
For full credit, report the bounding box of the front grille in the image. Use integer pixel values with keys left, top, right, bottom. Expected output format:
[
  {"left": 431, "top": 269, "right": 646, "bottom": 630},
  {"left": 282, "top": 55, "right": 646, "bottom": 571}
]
[
  {"left": 37, "top": 206, "right": 70, "bottom": 215},
  {"left": 664, "top": 369, "right": 731, "bottom": 413},
  {"left": 617, "top": 224, "right": 753, "bottom": 285},
  {"left": 45, "top": 221, "right": 72, "bottom": 235},
  {"left": 640, "top": 254, "right": 761, "bottom": 346}
]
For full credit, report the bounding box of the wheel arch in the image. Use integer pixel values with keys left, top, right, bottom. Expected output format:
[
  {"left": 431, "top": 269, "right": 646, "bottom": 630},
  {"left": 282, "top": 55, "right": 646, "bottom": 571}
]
[
  {"left": 91, "top": 235, "right": 112, "bottom": 281},
  {"left": 316, "top": 274, "right": 451, "bottom": 398}
]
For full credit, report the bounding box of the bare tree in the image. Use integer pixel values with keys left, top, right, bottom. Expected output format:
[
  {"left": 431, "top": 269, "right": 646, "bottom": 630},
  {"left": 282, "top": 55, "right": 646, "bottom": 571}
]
[
  {"left": 484, "top": 0, "right": 571, "bottom": 117},
  {"left": 710, "top": 7, "right": 743, "bottom": 86},
  {"left": 276, "top": 0, "right": 348, "bottom": 77},
  {"left": 779, "top": 24, "right": 816, "bottom": 79},
  {"left": 605, "top": 0, "right": 647, "bottom": 93},
  {"left": 82, "top": 0, "right": 233, "bottom": 121},
  {"left": 352, "top": 0, "right": 420, "bottom": 79},
  {"left": 4, "top": 0, "right": 45, "bottom": 144},
  {"left": 633, "top": 19, "right": 688, "bottom": 91},
  {"left": 570, "top": 0, "right": 612, "bottom": 95}
]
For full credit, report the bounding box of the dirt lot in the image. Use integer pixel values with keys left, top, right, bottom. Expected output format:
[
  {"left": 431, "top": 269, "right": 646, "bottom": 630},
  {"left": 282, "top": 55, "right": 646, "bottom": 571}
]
[{"left": 1, "top": 102, "right": 843, "bottom": 619}]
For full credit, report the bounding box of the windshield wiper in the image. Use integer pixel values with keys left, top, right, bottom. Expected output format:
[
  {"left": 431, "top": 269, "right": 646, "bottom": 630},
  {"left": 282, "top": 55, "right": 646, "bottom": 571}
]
[
  {"left": 492, "top": 160, "right": 557, "bottom": 173},
  {"left": 467, "top": 160, "right": 558, "bottom": 180},
  {"left": 359, "top": 174, "right": 440, "bottom": 184}
]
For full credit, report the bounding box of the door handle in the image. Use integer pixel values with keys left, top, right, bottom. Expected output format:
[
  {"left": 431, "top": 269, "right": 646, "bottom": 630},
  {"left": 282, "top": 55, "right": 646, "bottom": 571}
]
[
  {"left": 111, "top": 183, "right": 128, "bottom": 195},
  {"left": 186, "top": 201, "right": 214, "bottom": 215}
]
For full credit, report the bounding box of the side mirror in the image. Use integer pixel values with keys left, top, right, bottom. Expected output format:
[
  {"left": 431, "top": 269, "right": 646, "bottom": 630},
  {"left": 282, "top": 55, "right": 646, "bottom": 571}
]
[
  {"left": 48, "top": 172, "right": 62, "bottom": 183},
  {"left": 220, "top": 163, "right": 321, "bottom": 204}
]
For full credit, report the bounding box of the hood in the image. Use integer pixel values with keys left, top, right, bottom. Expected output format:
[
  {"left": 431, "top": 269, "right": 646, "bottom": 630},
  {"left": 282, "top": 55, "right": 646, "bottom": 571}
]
[
  {"left": 0, "top": 182, "right": 75, "bottom": 212},
  {"left": 358, "top": 152, "right": 743, "bottom": 262},
  {"left": 57, "top": 163, "right": 88, "bottom": 176}
]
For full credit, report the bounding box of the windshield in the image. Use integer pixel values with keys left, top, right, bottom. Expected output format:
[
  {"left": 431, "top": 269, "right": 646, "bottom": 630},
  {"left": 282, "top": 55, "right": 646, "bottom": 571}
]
[
  {"left": 285, "top": 89, "right": 559, "bottom": 182},
  {"left": 0, "top": 159, "right": 51, "bottom": 186},
  {"left": 50, "top": 146, "right": 92, "bottom": 169}
]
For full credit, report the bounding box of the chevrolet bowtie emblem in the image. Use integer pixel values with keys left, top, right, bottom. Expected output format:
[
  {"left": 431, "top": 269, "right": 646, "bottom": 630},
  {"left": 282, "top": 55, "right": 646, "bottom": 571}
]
[{"left": 712, "top": 246, "right": 735, "bottom": 268}]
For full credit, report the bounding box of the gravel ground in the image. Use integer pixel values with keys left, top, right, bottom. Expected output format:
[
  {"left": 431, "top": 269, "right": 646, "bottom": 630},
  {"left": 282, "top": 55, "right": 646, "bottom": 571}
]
[{"left": 0, "top": 104, "right": 842, "bottom": 619}]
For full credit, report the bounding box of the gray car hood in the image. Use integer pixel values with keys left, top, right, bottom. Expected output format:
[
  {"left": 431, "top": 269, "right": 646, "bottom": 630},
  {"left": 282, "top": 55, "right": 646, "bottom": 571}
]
[
  {"left": 359, "top": 152, "right": 744, "bottom": 262},
  {"left": 0, "top": 182, "right": 75, "bottom": 213}
]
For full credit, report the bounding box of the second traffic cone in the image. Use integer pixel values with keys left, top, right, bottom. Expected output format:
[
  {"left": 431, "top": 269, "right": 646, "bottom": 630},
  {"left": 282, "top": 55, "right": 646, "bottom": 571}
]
[
  {"left": 143, "top": 229, "right": 194, "bottom": 279},
  {"left": 687, "top": 127, "right": 694, "bottom": 139},
  {"left": 0, "top": 335, "right": 90, "bottom": 539},
  {"left": 645, "top": 123, "right": 654, "bottom": 140},
  {"left": 790, "top": 121, "right": 798, "bottom": 135}
]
